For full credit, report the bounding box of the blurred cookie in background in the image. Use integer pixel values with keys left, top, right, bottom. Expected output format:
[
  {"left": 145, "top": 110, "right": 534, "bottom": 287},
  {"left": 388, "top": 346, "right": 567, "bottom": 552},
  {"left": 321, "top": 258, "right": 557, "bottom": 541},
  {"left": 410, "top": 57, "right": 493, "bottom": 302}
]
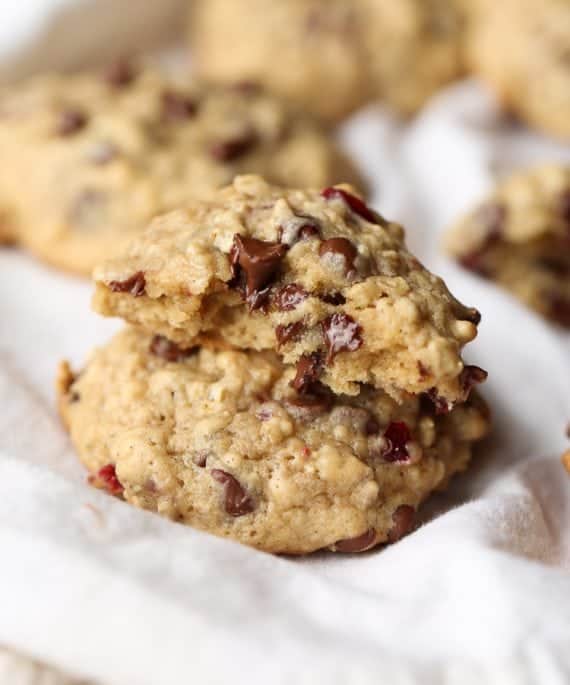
[
  {"left": 188, "top": 0, "right": 467, "bottom": 123},
  {"left": 466, "top": 0, "right": 570, "bottom": 140},
  {"left": 0, "top": 63, "right": 361, "bottom": 276},
  {"left": 445, "top": 165, "right": 570, "bottom": 328}
]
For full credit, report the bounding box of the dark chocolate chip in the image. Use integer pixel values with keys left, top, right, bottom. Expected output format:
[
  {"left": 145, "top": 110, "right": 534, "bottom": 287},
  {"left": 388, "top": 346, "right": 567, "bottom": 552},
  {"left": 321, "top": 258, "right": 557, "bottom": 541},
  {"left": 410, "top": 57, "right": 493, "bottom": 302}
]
[
  {"left": 211, "top": 469, "right": 254, "bottom": 516},
  {"left": 161, "top": 90, "right": 197, "bottom": 121},
  {"left": 388, "top": 505, "right": 416, "bottom": 543},
  {"left": 108, "top": 271, "right": 146, "bottom": 296},
  {"left": 290, "top": 353, "right": 323, "bottom": 394},
  {"left": 56, "top": 109, "right": 87, "bottom": 136},
  {"left": 382, "top": 422, "right": 411, "bottom": 462},
  {"left": 334, "top": 528, "right": 377, "bottom": 553},
  {"left": 210, "top": 131, "right": 258, "bottom": 162},
  {"left": 319, "top": 238, "right": 358, "bottom": 276},
  {"left": 194, "top": 452, "right": 208, "bottom": 468},
  {"left": 273, "top": 283, "right": 308, "bottom": 311},
  {"left": 321, "top": 186, "right": 381, "bottom": 224},
  {"left": 321, "top": 313, "right": 363, "bottom": 363},
  {"left": 230, "top": 234, "right": 288, "bottom": 298},
  {"left": 104, "top": 59, "right": 136, "bottom": 88},
  {"left": 286, "top": 382, "right": 334, "bottom": 418},
  {"left": 547, "top": 295, "right": 570, "bottom": 328},
  {"left": 149, "top": 335, "right": 196, "bottom": 362},
  {"left": 365, "top": 417, "right": 380, "bottom": 435},
  {"left": 275, "top": 321, "right": 306, "bottom": 346},
  {"left": 320, "top": 292, "right": 346, "bottom": 305}
]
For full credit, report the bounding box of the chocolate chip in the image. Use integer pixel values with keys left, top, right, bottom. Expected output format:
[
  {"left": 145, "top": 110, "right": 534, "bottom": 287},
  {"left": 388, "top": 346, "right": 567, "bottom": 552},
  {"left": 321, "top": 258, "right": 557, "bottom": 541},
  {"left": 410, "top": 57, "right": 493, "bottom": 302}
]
[
  {"left": 278, "top": 215, "right": 321, "bottom": 246},
  {"left": 273, "top": 283, "right": 308, "bottom": 311},
  {"left": 460, "top": 365, "right": 488, "bottom": 399},
  {"left": 382, "top": 422, "right": 411, "bottom": 462},
  {"left": 104, "top": 59, "right": 136, "bottom": 88},
  {"left": 334, "top": 528, "right": 376, "bottom": 553},
  {"left": 211, "top": 469, "right": 254, "bottom": 516},
  {"left": 290, "top": 353, "right": 322, "bottom": 393},
  {"left": 321, "top": 313, "right": 363, "bottom": 363},
  {"left": 149, "top": 335, "right": 196, "bottom": 362},
  {"left": 56, "top": 109, "right": 87, "bottom": 136},
  {"left": 108, "top": 271, "right": 146, "bottom": 296},
  {"left": 275, "top": 321, "right": 306, "bottom": 346},
  {"left": 365, "top": 417, "right": 380, "bottom": 435},
  {"left": 230, "top": 234, "right": 288, "bottom": 301},
  {"left": 321, "top": 187, "right": 381, "bottom": 224},
  {"left": 161, "top": 90, "right": 197, "bottom": 121},
  {"left": 210, "top": 131, "right": 258, "bottom": 162},
  {"left": 320, "top": 292, "right": 346, "bottom": 305},
  {"left": 388, "top": 505, "right": 415, "bottom": 543},
  {"left": 194, "top": 452, "right": 208, "bottom": 468},
  {"left": 285, "top": 383, "right": 333, "bottom": 419},
  {"left": 319, "top": 238, "right": 358, "bottom": 276}
]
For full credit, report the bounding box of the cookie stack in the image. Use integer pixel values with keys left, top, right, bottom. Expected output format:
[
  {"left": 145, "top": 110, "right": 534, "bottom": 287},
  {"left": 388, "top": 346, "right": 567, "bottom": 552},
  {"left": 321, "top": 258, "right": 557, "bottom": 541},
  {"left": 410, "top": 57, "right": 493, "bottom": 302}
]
[{"left": 59, "top": 175, "right": 490, "bottom": 554}]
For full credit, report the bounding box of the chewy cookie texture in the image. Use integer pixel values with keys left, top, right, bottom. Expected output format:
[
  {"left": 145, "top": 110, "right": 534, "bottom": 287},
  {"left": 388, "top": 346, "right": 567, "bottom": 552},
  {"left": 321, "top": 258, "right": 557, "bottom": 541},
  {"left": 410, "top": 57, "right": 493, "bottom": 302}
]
[
  {"left": 446, "top": 165, "right": 570, "bottom": 328},
  {"left": 0, "top": 62, "right": 359, "bottom": 275},
  {"left": 94, "top": 175, "right": 483, "bottom": 405},
  {"left": 58, "top": 328, "right": 490, "bottom": 555},
  {"left": 189, "top": 0, "right": 466, "bottom": 122}
]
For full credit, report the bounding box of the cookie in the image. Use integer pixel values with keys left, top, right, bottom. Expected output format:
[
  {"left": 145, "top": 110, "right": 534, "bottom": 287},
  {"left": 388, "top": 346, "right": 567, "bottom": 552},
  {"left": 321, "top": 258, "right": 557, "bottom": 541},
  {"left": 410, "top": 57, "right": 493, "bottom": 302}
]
[
  {"left": 467, "top": 0, "right": 570, "bottom": 139},
  {"left": 57, "top": 327, "right": 490, "bottom": 555},
  {"left": 188, "top": 0, "right": 465, "bottom": 122},
  {"left": 0, "top": 63, "right": 360, "bottom": 275},
  {"left": 93, "top": 175, "right": 484, "bottom": 404},
  {"left": 446, "top": 165, "right": 570, "bottom": 327}
]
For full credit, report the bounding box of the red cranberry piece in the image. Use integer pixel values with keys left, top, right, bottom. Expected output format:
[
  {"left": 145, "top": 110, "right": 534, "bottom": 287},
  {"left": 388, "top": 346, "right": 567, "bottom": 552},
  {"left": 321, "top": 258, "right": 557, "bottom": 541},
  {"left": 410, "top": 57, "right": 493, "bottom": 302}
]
[
  {"left": 321, "top": 313, "right": 363, "bottom": 363},
  {"left": 382, "top": 422, "right": 411, "bottom": 462},
  {"left": 89, "top": 464, "right": 123, "bottom": 496},
  {"left": 321, "top": 187, "right": 380, "bottom": 224},
  {"left": 211, "top": 469, "right": 254, "bottom": 516},
  {"left": 108, "top": 271, "right": 146, "bottom": 297},
  {"left": 333, "top": 528, "right": 376, "bottom": 553}
]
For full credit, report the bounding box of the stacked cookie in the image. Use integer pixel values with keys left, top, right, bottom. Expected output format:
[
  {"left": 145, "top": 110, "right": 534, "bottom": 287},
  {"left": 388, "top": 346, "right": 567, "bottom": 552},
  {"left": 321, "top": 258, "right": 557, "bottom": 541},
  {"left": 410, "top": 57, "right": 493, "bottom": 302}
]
[{"left": 59, "top": 175, "right": 490, "bottom": 554}]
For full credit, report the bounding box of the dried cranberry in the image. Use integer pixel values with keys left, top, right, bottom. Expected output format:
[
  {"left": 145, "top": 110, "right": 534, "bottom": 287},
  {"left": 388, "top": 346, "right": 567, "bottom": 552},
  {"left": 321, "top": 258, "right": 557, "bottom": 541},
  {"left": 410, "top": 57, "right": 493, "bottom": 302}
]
[
  {"left": 382, "top": 422, "right": 411, "bottom": 462},
  {"left": 89, "top": 464, "right": 123, "bottom": 496},
  {"left": 321, "top": 187, "right": 380, "bottom": 224}
]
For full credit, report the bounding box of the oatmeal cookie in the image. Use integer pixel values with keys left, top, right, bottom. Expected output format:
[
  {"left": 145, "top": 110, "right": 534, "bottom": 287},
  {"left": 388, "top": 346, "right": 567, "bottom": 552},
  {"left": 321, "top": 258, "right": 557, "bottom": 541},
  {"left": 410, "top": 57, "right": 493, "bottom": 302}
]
[
  {"left": 0, "top": 63, "right": 360, "bottom": 275},
  {"left": 93, "top": 175, "right": 484, "bottom": 403},
  {"left": 58, "top": 327, "right": 490, "bottom": 554},
  {"left": 188, "top": 0, "right": 466, "bottom": 122},
  {"left": 446, "top": 165, "right": 570, "bottom": 327}
]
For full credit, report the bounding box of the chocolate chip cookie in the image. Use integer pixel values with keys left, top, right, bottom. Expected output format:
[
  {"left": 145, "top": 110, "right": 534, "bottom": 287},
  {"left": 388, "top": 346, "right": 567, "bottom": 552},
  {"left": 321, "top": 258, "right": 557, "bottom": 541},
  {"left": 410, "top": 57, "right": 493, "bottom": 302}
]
[
  {"left": 467, "top": 0, "right": 570, "bottom": 139},
  {"left": 446, "top": 165, "right": 570, "bottom": 327},
  {"left": 58, "top": 327, "right": 490, "bottom": 555},
  {"left": 188, "top": 0, "right": 466, "bottom": 122},
  {"left": 0, "top": 63, "right": 360, "bottom": 275},
  {"left": 93, "top": 175, "right": 484, "bottom": 404}
]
